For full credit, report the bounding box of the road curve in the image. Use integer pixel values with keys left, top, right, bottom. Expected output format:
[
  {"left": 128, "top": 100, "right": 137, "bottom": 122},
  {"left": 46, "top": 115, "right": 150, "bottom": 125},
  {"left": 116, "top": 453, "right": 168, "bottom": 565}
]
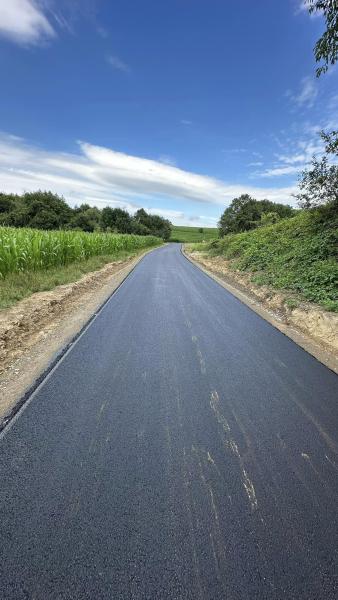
[{"left": 0, "top": 243, "right": 337, "bottom": 599}]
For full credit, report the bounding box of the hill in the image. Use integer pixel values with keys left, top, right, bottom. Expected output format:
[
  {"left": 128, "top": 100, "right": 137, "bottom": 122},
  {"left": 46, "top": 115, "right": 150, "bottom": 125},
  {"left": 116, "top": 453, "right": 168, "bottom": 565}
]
[
  {"left": 188, "top": 208, "right": 338, "bottom": 312},
  {"left": 170, "top": 225, "right": 218, "bottom": 243}
]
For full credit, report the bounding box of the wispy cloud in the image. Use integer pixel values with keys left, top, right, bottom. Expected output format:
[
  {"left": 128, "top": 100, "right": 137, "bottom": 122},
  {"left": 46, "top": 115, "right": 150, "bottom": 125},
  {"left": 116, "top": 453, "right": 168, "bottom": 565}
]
[
  {"left": 253, "top": 132, "right": 324, "bottom": 178},
  {"left": 0, "top": 132, "right": 298, "bottom": 230},
  {"left": 181, "top": 119, "right": 192, "bottom": 126},
  {"left": 158, "top": 154, "right": 176, "bottom": 166},
  {"left": 0, "top": 0, "right": 55, "bottom": 45},
  {"left": 222, "top": 148, "right": 247, "bottom": 154},
  {"left": 286, "top": 76, "right": 318, "bottom": 109},
  {"left": 107, "top": 54, "right": 130, "bottom": 73},
  {"left": 256, "top": 165, "right": 305, "bottom": 178},
  {"left": 295, "top": 1, "right": 323, "bottom": 17}
]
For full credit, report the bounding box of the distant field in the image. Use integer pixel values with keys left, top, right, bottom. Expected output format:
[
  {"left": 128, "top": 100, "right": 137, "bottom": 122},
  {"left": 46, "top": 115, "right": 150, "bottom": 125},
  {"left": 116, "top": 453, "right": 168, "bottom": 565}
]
[{"left": 170, "top": 226, "right": 219, "bottom": 243}]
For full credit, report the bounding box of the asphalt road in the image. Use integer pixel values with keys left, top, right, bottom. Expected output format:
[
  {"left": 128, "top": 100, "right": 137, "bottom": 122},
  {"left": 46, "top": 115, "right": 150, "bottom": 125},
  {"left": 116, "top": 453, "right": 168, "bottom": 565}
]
[{"left": 0, "top": 243, "right": 337, "bottom": 600}]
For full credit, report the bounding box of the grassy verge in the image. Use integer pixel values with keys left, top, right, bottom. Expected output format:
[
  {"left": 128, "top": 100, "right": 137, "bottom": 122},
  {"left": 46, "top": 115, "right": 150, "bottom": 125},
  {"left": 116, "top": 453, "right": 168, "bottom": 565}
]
[
  {"left": 188, "top": 209, "right": 338, "bottom": 312},
  {"left": 170, "top": 225, "right": 218, "bottom": 243},
  {"left": 0, "top": 248, "right": 150, "bottom": 310}
]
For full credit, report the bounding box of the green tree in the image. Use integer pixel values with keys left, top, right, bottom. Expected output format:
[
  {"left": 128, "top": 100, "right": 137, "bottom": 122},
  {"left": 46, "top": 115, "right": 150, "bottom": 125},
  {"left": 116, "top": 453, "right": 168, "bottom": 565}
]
[
  {"left": 295, "top": 130, "right": 338, "bottom": 209},
  {"left": 307, "top": 1, "right": 338, "bottom": 76},
  {"left": 101, "top": 207, "right": 132, "bottom": 233},
  {"left": 0, "top": 193, "right": 17, "bottom": 214},
  {"left": 218, "top": 194, "right": 294, "bottom": 236},
  {"left": 134, "top": 208, "right": 172, "bottom": 240},
  {"left": 23, "top": 191, "right": 73, "bottom": 230},
  {"left": 70, "top": 205, "right": 101, "bottom": 232}
]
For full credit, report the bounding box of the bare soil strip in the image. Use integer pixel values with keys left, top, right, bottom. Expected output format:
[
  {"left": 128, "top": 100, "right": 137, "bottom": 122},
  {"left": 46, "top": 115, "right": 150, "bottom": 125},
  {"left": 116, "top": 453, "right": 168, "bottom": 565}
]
[
  {"left": 0, "top": 249, "right": 153, "bottom": 423},
  {"left": 183, "top": 248, "right": 338, "bottom": 374}
]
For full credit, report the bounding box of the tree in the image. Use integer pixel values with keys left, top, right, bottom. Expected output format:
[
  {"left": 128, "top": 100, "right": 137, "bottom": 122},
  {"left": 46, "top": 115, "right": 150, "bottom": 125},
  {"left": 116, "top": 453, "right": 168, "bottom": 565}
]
[
  {"left": 218, "top": 194, "right": 294, "bottom": 236},
  {"left": 295, "top": 130, "right": 338, "bottom": 209},
  {"left": 23, "top": 191, "right": 72, "bottom": 230},
  {"left": 307, "top": 0, "right": 338, "bottom": 76},
  {"left": 101, "top": 207, "right": 132, "bottom": 233},
  {"left": 0, "top": 193, "right": 17, "bottom": 214},
  {"left": 134, "top": 208, "right": 172, "bottom": 240},
  {"left": 70, "top": 205, "right": 101, "bottom": 232}
]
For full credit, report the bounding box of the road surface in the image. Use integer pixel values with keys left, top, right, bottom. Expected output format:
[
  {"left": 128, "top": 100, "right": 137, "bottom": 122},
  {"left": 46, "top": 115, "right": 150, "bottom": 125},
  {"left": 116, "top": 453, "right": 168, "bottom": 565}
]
[{"left": 0, "top": 243, "right": 337, "bottom": 599}]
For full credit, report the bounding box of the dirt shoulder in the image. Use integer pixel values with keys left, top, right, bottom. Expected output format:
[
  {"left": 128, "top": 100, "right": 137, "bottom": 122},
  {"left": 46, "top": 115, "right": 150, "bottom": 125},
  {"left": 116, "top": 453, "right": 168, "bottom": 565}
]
[
  {"left": 0, "top": 249, "right": 155, "bottom": 426},
  {"left": 184, "top": 247, "right": 338, "bottom": 374}
]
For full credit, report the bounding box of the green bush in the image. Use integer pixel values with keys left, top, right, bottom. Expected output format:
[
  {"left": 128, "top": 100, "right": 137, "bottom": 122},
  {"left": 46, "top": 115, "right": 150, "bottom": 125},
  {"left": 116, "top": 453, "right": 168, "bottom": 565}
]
[{"left": 199, "top": 209, "right": 338, "bottom": 311}]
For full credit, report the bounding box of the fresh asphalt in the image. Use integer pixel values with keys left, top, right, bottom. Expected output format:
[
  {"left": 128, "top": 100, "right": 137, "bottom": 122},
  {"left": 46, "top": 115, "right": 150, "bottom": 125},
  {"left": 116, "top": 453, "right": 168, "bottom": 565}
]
[{"left": 0, "top": 243, "right": 337, "bottom": 600}]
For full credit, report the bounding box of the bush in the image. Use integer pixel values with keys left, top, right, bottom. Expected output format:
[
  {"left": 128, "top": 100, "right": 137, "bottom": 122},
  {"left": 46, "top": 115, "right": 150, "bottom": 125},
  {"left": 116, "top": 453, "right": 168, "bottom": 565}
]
[{"left": 201, "top": 210, "right": 338, "bottom": 311}]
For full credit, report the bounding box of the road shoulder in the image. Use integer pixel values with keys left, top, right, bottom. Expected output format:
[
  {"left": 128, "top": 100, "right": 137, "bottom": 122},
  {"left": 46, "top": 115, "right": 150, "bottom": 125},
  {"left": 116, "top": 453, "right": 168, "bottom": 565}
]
[{"left": 0, "top": 247, "right": 156, "bottom": 429}]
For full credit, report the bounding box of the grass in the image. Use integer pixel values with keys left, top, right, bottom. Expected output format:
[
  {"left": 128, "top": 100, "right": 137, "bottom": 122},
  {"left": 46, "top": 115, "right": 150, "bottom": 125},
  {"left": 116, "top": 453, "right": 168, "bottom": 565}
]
[
  {"left": 189, "top": 209, "right": 338, "bottom": 312},
  {"left": 170, "top": 225, "right": 218, "bottom": 243},
  {"left": 0, "top": 249, "right": 151, "bottom": 310},
  {"left": 0, "top": 227, "right": 162, "bottom": 309}
]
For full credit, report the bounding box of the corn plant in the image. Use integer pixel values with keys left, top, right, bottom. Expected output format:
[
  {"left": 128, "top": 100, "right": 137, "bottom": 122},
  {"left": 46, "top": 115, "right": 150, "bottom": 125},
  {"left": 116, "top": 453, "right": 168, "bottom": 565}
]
[{"left": 0, "top": 227, "right": 161, "bottom": 278}]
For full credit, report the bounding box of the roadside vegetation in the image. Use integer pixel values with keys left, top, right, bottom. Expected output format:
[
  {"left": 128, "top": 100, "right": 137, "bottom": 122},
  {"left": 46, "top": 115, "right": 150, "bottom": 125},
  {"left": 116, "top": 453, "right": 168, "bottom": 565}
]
[
  {"left": 190, "top": 206, "right": 337, "bottom": 312},
  {"left": 0, "top": 192, "right": 171, "bottom": 241},
  {"left": 170, "top": 226, "right": 218, "bottom": 242},
  {"left": 0, "top": 228, "right": 161, "bottom": 309}
]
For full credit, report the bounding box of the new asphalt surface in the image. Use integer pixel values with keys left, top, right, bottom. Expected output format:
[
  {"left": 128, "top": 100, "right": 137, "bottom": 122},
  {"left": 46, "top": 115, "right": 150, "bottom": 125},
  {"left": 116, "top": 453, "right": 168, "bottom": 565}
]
[{"left": 0, "top": 243, "right": 337, "bottom": 599}]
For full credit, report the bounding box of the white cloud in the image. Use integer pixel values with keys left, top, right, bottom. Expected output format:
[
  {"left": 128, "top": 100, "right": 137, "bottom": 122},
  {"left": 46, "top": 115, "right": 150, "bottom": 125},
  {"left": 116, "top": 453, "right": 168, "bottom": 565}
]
[
  {"left": 158, "top": 154, "right": 176, "bottom": 166},
  {"left": 287, "top": 76, "right": 318, "bottom": 108},
  {"left": 0, "top": 0, "right": 55, "bottom": 44},
  {"left": 222, "top": 148, "right": 247, "bottom": 154},
  {"left": 0, "top": 132, "right": 299, "bottom": 228},
  {"left": 248, "top": 161, "right": 263, "bottom": 167},
  {"left": 296, "top": 1, "right": 323, "bottom": 17},
  {"left": 257, "top": 165, "right": 305, "bottom": 178},
  {"left": 253, "top": 133, "right": 324, "bottom": 178},
  {"left": 181, "top": 120, "right": 192, "bottom": 126},
  {"left": 107, "top": 54, "right": 130, "bottom": 73}
]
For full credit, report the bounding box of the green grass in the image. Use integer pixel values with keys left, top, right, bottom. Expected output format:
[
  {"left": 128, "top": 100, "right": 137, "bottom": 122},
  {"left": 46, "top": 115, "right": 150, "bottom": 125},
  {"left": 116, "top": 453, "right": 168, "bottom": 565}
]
[
  {"left": 0, "top": 227, "right": 162, "bottom": 309},
  {"left": 170, "top": 225, "right": 218, "bottom": 243},
  {"left": 0, "top": 249, "right": 152, "bottom": 310},
  {"left": 190, "top": 210, "right": 338, "bottom": 311}
]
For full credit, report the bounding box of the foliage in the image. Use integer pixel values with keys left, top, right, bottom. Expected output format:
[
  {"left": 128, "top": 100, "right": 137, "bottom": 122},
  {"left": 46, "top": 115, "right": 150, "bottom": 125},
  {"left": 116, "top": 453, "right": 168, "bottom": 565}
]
[
  {"left": 295, "top": 130, "right": 338, "bottom": 209},
  {"left": 259, "top": 212, "right": 281, "bottom": 226},
  {"left": 0, "top": 227, "right": 161, "bottom": 278},
  {"left": 134, "top": 209, "right": 172, "bottom": 241},
  {"left": 218, "top": 194, "right": 294, "bottom": 236},
  {"left": 101, "top": 207, "right": 132, "bottom": 233},
  {"left": 307, "top": 0, "right": 338, "bottom": 76},
  {"left": 169, "top": 226, "right": 218, "bottom": 242},
  {"left": 197, "top": 208, "right": 338, "bottom": 311},
  {"left": 0, "top": 190, "right": 172, "bottom": 241}
]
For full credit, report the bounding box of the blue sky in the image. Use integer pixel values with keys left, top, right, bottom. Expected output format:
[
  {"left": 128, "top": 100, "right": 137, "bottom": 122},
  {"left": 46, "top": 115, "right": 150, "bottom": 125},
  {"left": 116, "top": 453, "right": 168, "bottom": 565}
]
[{"left": 0, "top": 0, "right": 337, "bottom": 226}]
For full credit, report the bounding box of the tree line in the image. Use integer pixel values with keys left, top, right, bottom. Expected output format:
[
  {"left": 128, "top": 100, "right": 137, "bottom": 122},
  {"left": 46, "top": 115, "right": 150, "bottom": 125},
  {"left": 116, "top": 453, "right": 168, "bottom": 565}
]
[{"left": 0, "top": 191, "right": 172, "bottom": 241}]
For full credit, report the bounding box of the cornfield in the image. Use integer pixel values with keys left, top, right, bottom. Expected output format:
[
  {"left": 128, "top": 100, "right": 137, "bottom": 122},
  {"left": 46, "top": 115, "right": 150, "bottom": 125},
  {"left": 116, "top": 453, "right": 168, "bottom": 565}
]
[{"left": 0, "top": 227, "right": 161, "bottom": 278}]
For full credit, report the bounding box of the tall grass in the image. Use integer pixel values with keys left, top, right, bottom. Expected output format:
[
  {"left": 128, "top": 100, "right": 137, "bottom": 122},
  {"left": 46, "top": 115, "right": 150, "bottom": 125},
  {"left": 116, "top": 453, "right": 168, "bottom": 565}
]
[{"left": 0, "top": 227, "right": 161, "bottom": 278}]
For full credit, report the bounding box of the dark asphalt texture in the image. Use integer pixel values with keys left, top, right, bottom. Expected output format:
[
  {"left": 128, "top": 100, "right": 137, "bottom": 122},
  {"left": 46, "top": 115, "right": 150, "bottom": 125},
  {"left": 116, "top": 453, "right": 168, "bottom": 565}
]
[{"left": 0, "top": 243, "right": 337, "bottom": 600}]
